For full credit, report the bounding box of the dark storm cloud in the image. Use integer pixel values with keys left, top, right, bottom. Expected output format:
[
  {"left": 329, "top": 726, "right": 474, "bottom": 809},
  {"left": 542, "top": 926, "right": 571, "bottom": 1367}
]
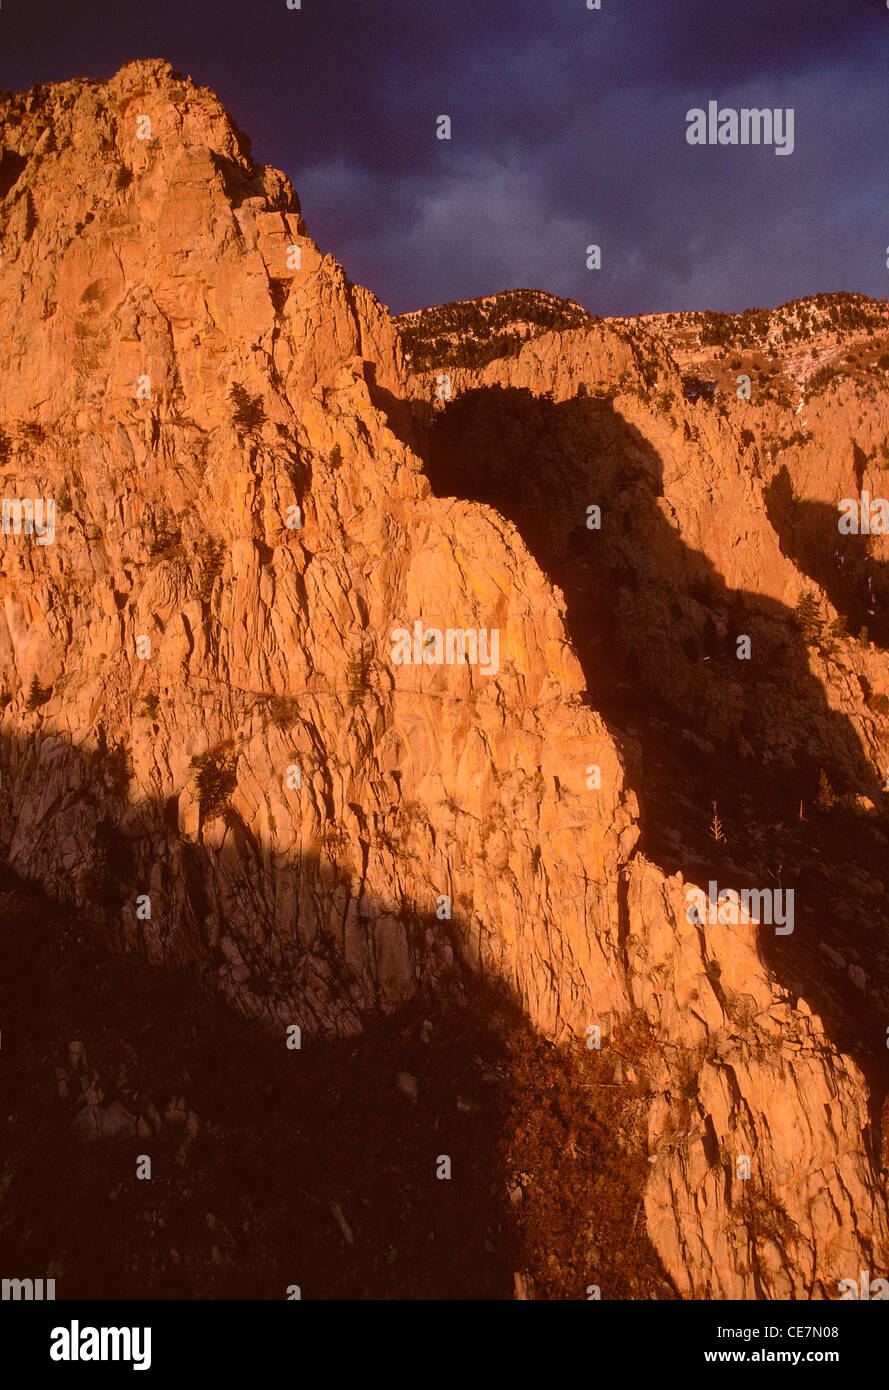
[{"left": 2, "top": 0, "right": 886, "bottom": 315}]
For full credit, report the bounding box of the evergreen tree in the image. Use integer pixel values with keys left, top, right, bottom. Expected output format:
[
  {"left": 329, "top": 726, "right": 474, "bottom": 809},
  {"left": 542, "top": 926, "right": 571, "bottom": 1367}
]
[
  {"left": 794, "top": 591, "right": 821, "bottom": 643},
  {"left": 25, "top": 674, "right": 47, "bottom": 710}
]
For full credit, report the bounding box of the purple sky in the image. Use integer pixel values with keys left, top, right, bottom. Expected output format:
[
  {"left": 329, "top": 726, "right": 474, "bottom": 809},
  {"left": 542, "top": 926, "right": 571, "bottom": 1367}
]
[{"left": 2, "top": 0, "right": 887, "bottom": 316}]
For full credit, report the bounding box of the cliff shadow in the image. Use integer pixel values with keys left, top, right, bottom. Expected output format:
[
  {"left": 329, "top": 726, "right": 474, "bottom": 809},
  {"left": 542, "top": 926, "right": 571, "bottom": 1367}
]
[
  {"left": 418, "top": 383, "right": 889, "bottom": 1122},
  {"left": 0, "top": 721, "right": 667, "bottom": 1302},
  {"left": 766, "top": 464, "right": 889, "bottom": 649}
]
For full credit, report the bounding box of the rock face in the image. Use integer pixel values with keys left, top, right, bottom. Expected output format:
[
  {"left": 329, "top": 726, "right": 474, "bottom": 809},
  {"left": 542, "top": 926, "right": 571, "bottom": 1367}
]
[{"left": 1, "top": 60, "right": 889, "bottom": 1298}]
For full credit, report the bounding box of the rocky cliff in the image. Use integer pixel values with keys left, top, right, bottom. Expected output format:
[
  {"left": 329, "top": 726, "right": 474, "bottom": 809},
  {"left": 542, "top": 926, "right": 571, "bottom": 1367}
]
[{"left": 2, "top": 59, "right": 888, "bottom": 1299}]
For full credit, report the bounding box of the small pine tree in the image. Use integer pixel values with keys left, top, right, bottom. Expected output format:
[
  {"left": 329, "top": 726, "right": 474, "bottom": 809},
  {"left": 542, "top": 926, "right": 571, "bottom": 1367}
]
[
  {"left": 709, "top": 801, "right": 726, "bottom": 844},
  {"left": 329, "top": 444, "right": 343, "bottom": 470},
  {"left": 794, "top": 591, "right": 822, "bottom": 643},
  {"left": 858, "top": 625, "right": 870, "bottom": 649},
  {"left": 828, "top": 614, "right": 849, "bottom": 641},
  {"left": 25, "top": 674, "right": 47, "bottom": 710},
  {"left": 815, "top": 769, "right": 838, "bottom": 812}
]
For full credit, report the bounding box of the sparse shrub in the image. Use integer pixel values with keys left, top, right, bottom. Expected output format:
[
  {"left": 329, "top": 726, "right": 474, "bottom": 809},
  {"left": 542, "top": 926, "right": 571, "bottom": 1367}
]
[
  {"left": 815, "top": 769, "right": 838, "bottom": 813},
  {"left": 14, "top": 420, "right": 46, "bottom": 448},
  {"left": 739, "top": 1186, "right": 798, "bottom": 1252},
  {"left": 199, "top": 536, "right": 225, "bottom": 600},
  {"left": 500, "top": 1019, "right": 661, "bottom": 1299},
  {"left": 329, "top": 444, "right": 343, "bottom": 470},
  {"left": 141, "top": 692, "right": 160, "bottom": 719},
  {"left": 724, "top": 992, "right": 758, "bottom": 1029},
  {"left": 269, "top": 694, "right": 300, "bottom": 728},
  {"left": 610, "top": 1008, "right": 660, "bottom": 1073},
  {"left": 320, "top": 822, "right": 349, "bottom": 852},
  {"left": 148, "top": 509, "right": 183, "bottom": 558},
  {"left": 228, "top": 383, "right": 266, "bottom": 435},
  {"left": 806, "top": 364, "right": 840, "bottom": 396},
  {"left": 346, "top": 649, "right": 371, "bottom": 706},
  {"left": 105, "top": 738, "right": 133, "bottom": 797},
  {"left": 191, "top": 747, "right": 237, "bottom": 819}
]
